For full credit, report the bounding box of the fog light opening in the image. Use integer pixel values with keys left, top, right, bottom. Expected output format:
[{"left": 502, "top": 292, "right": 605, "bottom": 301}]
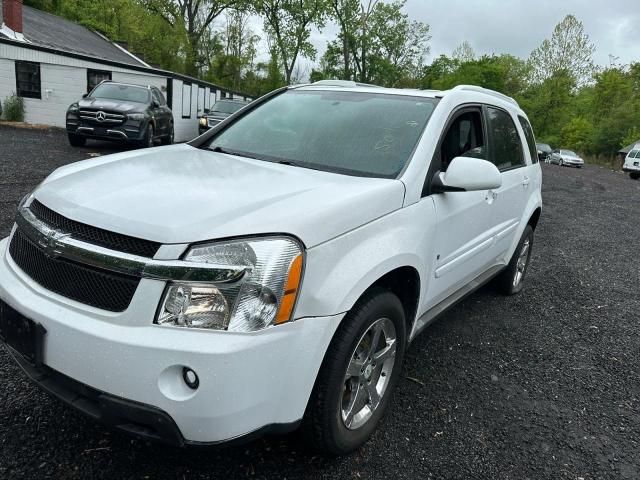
[{"left": 182, "top": 367, "right": 199, "bottom": 390}]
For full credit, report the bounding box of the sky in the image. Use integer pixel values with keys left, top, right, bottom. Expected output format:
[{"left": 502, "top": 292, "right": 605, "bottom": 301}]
[{"left": 248, "top": 0, "right": 640, "bottom": 77}]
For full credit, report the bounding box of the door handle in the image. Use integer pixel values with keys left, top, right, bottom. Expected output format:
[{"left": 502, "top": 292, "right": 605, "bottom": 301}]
[{"left": 522, "top": 177, "right": 530, "bottom": 187}]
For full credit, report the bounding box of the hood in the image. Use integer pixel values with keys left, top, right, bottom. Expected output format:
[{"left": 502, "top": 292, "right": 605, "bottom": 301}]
[
  {"left": 207, "top": 111, "right": 231, "bottom": 120},
  {"left": 77, "top": 97, "right": 146, "bottom": 113},
  {"left": 34, "top": 144, "right": 405, "bottom": 248}
]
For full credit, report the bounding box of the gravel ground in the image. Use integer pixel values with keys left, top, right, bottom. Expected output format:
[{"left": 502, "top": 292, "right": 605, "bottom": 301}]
[{"left": 1, "top": 124, "right": 639, "bottom": 479}]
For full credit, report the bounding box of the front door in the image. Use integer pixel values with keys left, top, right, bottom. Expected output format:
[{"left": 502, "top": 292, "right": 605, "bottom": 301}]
[{"left": 426, "top": 106, "right": 501, "bottom": 305}]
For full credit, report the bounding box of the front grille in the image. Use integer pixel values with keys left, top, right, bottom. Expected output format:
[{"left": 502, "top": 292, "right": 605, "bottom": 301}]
[
  {"left": 9, "top": 228, "right": 139, "bottom": 312},
  {"left": 78, "top": 109, "right": 126, "bottom": 125},
  {"left": 30, "top": 200, "right": 160, "bottom": 258}
]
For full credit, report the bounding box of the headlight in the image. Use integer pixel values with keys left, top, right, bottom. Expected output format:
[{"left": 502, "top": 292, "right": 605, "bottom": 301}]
[
  {"left": 67, "top": 103, "right": 79, "bottom": 113},
  {"left": 199, "top": 117, "right": 207, "bottom": 126},
  {"left": 127, "top": 113, "right": 146, "bottom": 121},
  {"left": 156, "top": 236, "right": 304, "bottom": 332}
]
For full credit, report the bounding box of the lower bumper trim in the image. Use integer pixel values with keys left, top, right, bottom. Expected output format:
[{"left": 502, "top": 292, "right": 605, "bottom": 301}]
[
  {"left": 10, "top": 348, "right": 186, "bottom": 446},
  {"left": 6, "top": 346, "right": 302, "bottom": 447}
]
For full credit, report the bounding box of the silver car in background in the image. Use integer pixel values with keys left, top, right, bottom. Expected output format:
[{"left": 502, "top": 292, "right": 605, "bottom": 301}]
[{"left": 549, "top": 149, "right": 584, "bottom": 168}]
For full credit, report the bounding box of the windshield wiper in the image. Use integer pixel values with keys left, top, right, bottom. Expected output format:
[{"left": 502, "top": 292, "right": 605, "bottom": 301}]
[{"left": 208, "top": 145, "right": 261, "bottom": 160}]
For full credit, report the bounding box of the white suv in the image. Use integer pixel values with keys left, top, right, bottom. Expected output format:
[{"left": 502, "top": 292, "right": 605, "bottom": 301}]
[
  {"left": 0, "top": 82, "right": 542, "bottom": 454},
  {"left": 623, "top": 144, "right": 640, "bottom": 179}
]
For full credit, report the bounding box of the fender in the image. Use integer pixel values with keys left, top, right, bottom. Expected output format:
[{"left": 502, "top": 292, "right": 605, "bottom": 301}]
[{"left": 294, "top": 200, "right": 436, "bottom": 320}]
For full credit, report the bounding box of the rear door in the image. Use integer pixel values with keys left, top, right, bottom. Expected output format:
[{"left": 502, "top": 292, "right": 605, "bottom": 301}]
[
  {"left": 482, "top": 105, "right": 529, "bottom": 262},
  {"left": 151, "top": 88, "right": 169, "bottom": 135}
]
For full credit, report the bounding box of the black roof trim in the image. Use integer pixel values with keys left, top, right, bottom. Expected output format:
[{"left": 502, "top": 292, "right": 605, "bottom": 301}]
[{"left": 0, "top": 36, "right": 251, "bottom": 99}]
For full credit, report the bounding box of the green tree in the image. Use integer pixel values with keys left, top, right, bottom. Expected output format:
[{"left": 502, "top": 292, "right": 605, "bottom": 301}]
[
  {"left": 254, "top": 0, "right": 330, "bottom": 85},
  {"left": 142, "top": 0, "right": 247, "bottom": 75},
  {"left": 528, "top": 14, "right": 596, "bottom": 86},
  {"left": 451, "top": 40, "right": 475, "bottom": 63}
]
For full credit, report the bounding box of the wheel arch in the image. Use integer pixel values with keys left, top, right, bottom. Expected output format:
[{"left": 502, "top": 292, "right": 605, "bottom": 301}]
[{"left": 528, "top": 207, "right": 541, "bottom": 230}]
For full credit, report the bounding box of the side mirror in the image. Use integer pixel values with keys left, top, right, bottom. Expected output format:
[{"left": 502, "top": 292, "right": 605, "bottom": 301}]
[
  {"left": 204, "top": 108, "right": 210, "bottom": 114},
  {"left": 152, "top": 100, "right": 160, "bottom": 108},
  {"left": 82, "top": 93, "right": 88, "bottom": 98},
  {"left": 433, "top": 156, "right": 502, "bottom": 193}
]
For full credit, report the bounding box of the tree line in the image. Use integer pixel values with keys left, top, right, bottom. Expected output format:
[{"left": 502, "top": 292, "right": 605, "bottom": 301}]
[{"left": 25, "top": 1, "right": 640, "bottom": 156}]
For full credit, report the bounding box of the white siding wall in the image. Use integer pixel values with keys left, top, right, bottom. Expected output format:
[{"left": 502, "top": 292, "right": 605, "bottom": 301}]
[{"left": 0, "top": 43, "right": 248, "bottom": 140}]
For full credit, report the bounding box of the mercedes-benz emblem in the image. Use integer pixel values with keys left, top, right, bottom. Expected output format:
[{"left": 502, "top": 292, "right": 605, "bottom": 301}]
[{"left": 96, "top": 111, "right": 106, "bottom": 122}]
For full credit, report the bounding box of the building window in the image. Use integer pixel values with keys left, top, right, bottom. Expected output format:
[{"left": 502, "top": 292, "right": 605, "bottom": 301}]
[
  {"left": 197, "top": 86, "right": 205, "bottom": 115},
  {"left": 182, "top": 82, "right": 192, "bottom": 118},
  {"left": 87, "top": 69, "right": 111, "bottom": 93},
  {"left": 209, "top": 90, "right": 216, "bottom": 110},
  {"left": 15, "top": 61, "right": 41, "bottom": 99}
]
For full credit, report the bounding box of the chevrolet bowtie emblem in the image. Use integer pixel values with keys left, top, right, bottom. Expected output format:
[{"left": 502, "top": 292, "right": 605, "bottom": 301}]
[{"left": 37, "top": 230, "right": 70, "bottom": 258}]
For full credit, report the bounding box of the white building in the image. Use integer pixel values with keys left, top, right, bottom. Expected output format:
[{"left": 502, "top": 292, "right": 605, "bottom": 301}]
[{"left": 0, "top": 0, "right": 251, "bottom": 142}]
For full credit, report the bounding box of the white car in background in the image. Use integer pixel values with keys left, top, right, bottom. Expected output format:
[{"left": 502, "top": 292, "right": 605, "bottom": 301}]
[
  {"left": 0, "top": 82, "right": 542, "bottom": 455},
  {"left": 549, "top": 149, "right": 584, "bottom": 167},
  {"left": 623, "top": 145, "right": 640, "bottom": 180}
]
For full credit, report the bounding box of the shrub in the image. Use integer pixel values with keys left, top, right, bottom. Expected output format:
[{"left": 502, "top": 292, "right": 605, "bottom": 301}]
[{"left": 3, "top": 94, "right": 25, "bottom": 122}]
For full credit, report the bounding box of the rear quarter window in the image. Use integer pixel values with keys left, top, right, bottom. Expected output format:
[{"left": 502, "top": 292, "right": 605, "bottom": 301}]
[{"left": 518, "top": 116, "right": 539, "bottom": 164}]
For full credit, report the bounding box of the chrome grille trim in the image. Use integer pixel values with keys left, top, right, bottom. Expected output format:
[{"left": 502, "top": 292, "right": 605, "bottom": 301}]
[{"left": 16, "top": 206, "right": 247, "bottom": 284}]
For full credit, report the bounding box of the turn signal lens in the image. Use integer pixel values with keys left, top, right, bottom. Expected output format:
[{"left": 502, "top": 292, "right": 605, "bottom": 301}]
[{"left": 275, "top": 254, "right": 303, "bottom": 324}]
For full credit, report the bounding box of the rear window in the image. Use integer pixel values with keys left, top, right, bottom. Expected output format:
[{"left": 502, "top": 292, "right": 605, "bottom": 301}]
[
  {"left": 518, "top": 116, "right": 538, "bottom": 164},
  {"left": 487, "top": 107, "right": 525, "bottom": 171}
]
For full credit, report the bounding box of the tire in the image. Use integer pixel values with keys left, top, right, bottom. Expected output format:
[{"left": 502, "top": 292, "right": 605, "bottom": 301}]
[
  {"left": 559, "top": 159, "right": 564, "bottom": 167},
  {"left": 68, "top": 133, "right": 86, "bottom": 147},
  {"left": 302, "top": 288, "right": 407, "bottom": 455},
  {"left": 630, "top": 172, "right": 640, "bottom": 180},
  {"left": 161, "top": 124, "right": 174, "bottom": 145},
  {"left": 140, "top": 124, "right": 154, "bottom": 148},
  {"left": 494, "top": 225, "right": 534, "bottom": 295}
]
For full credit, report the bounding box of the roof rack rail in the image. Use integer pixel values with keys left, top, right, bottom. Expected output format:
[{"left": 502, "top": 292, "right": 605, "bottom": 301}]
[
  {"left": 311, "top": 80, "right": 382, "bottom": 88},
  {"left": 451, "top": 85, "right": 519, "bottom": 107}
]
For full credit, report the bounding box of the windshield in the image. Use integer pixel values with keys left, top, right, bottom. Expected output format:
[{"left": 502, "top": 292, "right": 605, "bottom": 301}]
[
  {"left": 561, "top": 149, "right": 578, "bottom": 156},
  {"left": 90, "top": 84, "right": 150, "bottom": 103},
  {"left": 211, "top": 101, "right": 245, "bottom": 114},
  {"left": 203, "top": 90, "right": 438, "bottom": 178}
]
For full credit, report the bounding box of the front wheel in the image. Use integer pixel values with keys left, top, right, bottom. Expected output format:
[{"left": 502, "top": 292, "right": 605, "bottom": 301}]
[
  {"left": 559, "top": 159, "right": 564, "bottom": 166},
  {"left": 161, "top": 124, "right": 174, "bottom": 145},
  {"left": 140, "top": 124, "right": 154, "bottom": 148},
  {"left": 302, "top": 288, "right": 406, "bottom": 455},
  {"left": 494, "top": 225, "right": 534, "bottom": 295},
  {"left": 630, "top": 172, "right": 640, "bottom": 180}
]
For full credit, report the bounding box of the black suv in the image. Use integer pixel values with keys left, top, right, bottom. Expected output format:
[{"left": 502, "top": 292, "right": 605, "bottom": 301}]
[
  {"left": 198, "top": 99, "right": 247, "bottom": 134},
  {"left": 66, "top": 81, "right": 174, "bottom": 148}
]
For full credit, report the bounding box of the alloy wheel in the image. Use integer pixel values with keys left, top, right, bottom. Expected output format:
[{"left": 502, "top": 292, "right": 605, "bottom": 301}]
[
  {"left": 513, "top": 238, "right": 530, "bottom": 287},
  {"left": 341, "top": 317, "right": 397, "bottom": 430}
]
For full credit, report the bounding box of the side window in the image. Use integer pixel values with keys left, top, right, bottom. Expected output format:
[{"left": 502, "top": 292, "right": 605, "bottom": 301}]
[
  {"left": 15, "top": 61, "right": 41, "bottom": 99},
  {"left": 152, "top": 88, "right": 165, "bottom": 106},
  {"left": 438, "top": 109, "right": 486, "bottom": 171},
  {"left": 486, "top": 107, "right": 525, "bottom": 171},
  {"left": 182, "top": 82, "right": 192, "bottom": 118},
  {"left": 87, "top": 69, "right": 111, "bottom": 93},
  {"left": 518, "top": 116, "right": 538, "bottom": 164}
]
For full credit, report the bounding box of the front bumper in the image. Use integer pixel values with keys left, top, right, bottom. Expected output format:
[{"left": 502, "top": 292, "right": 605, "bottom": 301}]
[
  {"left": 66, "top": 116, "right": 148, "bottom": 143},
  {"left": 563, "top": 159, "right": 584, "bottom": 167},
  {"left": 0, "top": 236, "right": 343, "bottom": 444}
]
